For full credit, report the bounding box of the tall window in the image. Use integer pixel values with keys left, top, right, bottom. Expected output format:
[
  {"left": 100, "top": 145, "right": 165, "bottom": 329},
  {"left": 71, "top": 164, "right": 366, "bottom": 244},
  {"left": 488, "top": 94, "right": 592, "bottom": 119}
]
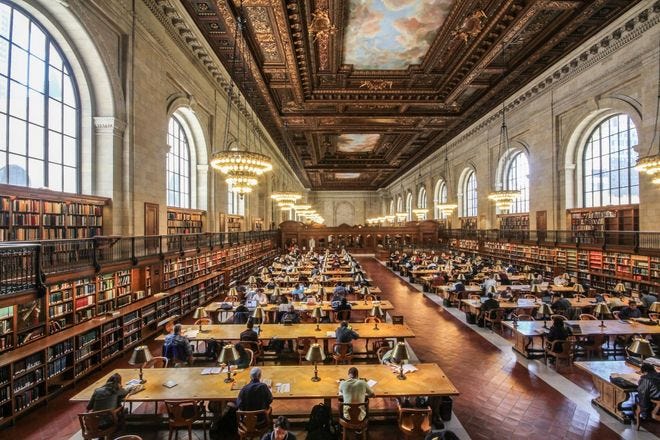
[
  {"left": 417, "top": 187, "right": 427, "bottom": 209},
  {"left": 396, "top": 196, "right": 403, "bottom": 213},
  {"left": 389, "top": 199, "right": 394, "bottom": 215},
  {"left": 583, "top": 114, "right": 639, "bottom": 207},
  {"left": 406, "top": 192, "right": 413, "bottom": 221},
  {"left": 166, "top": 116, "right": 191, "bottom": 208},
  {"left": 462, "top": 171, "right": 477, "bottom": 217},
  {"left": 506, "top": 152, "right": 529, "bottom": 213},
  {"left": 0, "top": 2, "right": 80, "bottom": 191},
  {"left": 435, "top": 180, "right": 448, "bottom": 219},
  {"left": 228, "top": 186, "right": 245, "bottom": 216}
]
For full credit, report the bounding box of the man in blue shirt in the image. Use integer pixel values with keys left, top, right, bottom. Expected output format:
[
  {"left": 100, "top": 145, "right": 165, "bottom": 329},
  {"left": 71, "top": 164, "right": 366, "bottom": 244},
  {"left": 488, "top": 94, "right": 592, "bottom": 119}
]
[
  {"left": 237, "top": 367, "right": 273, "bottom": 415},
  {"left": 291, "top": 283, "right": 306, "bottom": 301}
]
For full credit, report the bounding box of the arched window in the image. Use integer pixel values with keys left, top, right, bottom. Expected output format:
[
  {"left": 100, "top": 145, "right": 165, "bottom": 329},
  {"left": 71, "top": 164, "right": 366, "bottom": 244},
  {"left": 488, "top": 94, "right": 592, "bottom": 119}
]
[
  {"left": 406, "top": 192, "right": 413, "bottom": 221},
  {"left": 0, "top": 2, "right": 80, "bottom": 191},
  {"left": 388, "top": 199, "right": 394, "bottom": 216},
  {"left": 228, "top": 186, "right": 245, "bottom": 216},
  {"left": 396, "top": 196, "right": 403, "bottom": 213},
  {"left": 506, "top": 152, "right": 529, "bottom": 213},
  {"left": 434, "top": 180, "right": 448, "bottom": 219},
  {"left": 417, "top": 187, "right": 427, "bottom": 209},
  {"left": 583, "top": 114, "right": 639, "bottom": 207},
  {"left": 462, "top": 171, "right": 477, "bottom": 217},
  {"left": 166, "top": 115, "right": 191, "bottom": 208}
]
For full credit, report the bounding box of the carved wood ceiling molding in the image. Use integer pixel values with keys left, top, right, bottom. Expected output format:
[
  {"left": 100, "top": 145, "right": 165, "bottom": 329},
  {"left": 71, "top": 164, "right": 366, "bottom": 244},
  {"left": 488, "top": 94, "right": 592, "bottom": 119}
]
[{"left": 174, "top": 0, "right": 644, "bottom": 190}]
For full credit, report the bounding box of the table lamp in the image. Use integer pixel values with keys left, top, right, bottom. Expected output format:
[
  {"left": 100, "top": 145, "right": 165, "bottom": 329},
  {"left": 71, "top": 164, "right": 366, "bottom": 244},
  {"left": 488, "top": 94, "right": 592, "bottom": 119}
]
[
  {"left": 318, "top": 286, "right": 326, "bottom": 301},
  {"left": 457, "top": 274, "right": 466, "bottom": 281},
  {"left": 527, "top": 273, "right": 535, "bottom": 281},
  {"left": 627, "top": 338, "right": 655, "bottom": 361},
  {"left": 219, "top": 344, "right": 239, "bottom": 383},
  {"left": 193, "top": 307, "right": 208, "bottom": 332},
  {"left": 272, "top": 286, "right": 281, "bottom": 298},
  {"left": 523, "top": 265, "right": 531, "bottom": 273},
  {"left": 252, "top": 306, "right": 264, "bottom": 325},
  {"left": 370, "top": 304, "right": 384, "bottom": 330},
  {"left": 531, "top": 284, "right": 543, "bottom": 294},
  {"left": 228, "top": 287, "right": 238, "bottom": 298},
  {"left": 248, "top": 276, "right": 257, "bottom": 284},
  {"left": 305, "top": 343, "right": 326, "bottom": 382},
  {"left": 129, "top": 345, "right": 153, "bottom": 383},
  {"left": 312, "top": 306, "right": 324, "bottom": 331},
  {"left": 594, "top": 302, "right": 611, "bottom": 328},
  {"left": 649, "top": 302, "right": 660, "bottom": 313},
  {"left": 362, "top": 286, "right": 370, "bottom": 304},
  {"left": 392, "top": 342, "right": 410, "bottom": 380},
  {"left": 573, "top": 284, "right": 585, "bottom": 294},
  {"left": 614, "top": 283, "right": 626, "bottom": 295},
  {"left": 538, "top": 303, "right": 553, "bottom": 328}
]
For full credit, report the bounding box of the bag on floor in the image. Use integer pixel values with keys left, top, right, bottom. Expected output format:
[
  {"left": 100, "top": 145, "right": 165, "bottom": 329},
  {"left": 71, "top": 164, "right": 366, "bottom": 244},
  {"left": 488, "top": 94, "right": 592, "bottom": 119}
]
[
  {"left": 210, "top": 405, "right": 238, "bottom": 440},
  {"left": 306, "top": 403, "right": 338, "bottom": 440}
]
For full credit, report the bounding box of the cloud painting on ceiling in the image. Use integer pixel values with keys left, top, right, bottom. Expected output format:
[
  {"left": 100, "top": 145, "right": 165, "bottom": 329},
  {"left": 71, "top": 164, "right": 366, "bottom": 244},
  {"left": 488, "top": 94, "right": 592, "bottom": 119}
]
[
  {"left": 336, "top": 133, "right": 381, "bottom": 153},
  {"left": 335, "top": 173, "right": 361, "bottom": 179},
  {"left": 343, "top": 0, "right": 453, "bottom": 70}
]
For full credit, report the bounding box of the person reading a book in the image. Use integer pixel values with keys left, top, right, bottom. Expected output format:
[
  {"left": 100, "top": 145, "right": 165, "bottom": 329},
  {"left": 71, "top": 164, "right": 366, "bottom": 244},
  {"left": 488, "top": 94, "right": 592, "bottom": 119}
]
[
  {"left": 338, "top": 367, "right": 374, "bottom": 420},
  {"left": 237, "top": 367, "right": 273, "bottom": 417},
  {"left": 86, "top": 373, "right": 137, "bottom": 429},
  {"left": 262, "top": 416, "right": 296, "bottom": 440},
  {"left": 163, "top": 323, "right": 193, "bottom": 365}
]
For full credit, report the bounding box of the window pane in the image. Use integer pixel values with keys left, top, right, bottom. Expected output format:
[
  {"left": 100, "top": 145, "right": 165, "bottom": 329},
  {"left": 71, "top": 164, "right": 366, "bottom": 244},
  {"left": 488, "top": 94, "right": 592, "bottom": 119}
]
[
  {"left": 48, "top": 97, "right": 61, "bottom": 131},
  {"left": 48, "top": 130, "right": 61, "bottom": 163},
  {"left": 8, "top": 116, "right": 25, "bottom": 154},
  {"left": 48, "top": 44, "right": 62, "bottom": 70},
  {"left": 0, "top": 4, "right": 10, "bottom": 39},
  {"left": 9, "top": 79, "right": 26, "bottom": 118},
  {"left": 0, "top": 115, "right": 5, "bottom": 150},
  {"left": 28, "top": 157, "right": 42, "bottom": 188},
  {"left": 28, "top": 88, "right": 43, "bottom": 125},
  {"left": 28, "top": 123, "right": 43, "bottom": 158},
  {"left": 63, "top": 166, "right": 76, "bottom": 192},
  {"left": 28, "top": 55, "right": 44, "bottom": 92},
  {"left": 62, "top": 104, "right": 75, "bottom": 136},
  {"left": 48, "top": 66, "right": 61, "bottom": 100},
  {"left": 29, "top": 23, "right": 45, "bottom": 59},
  {"left": 10, "top": 45, "right": 27, "bottom": 84},
  {"left": 0, "top": 152, "right": 5, "bottom": 183},
  {"left": 8, "top": 153, "right": 26, "bottom": 185},
  {"left": 0, "top": 38, "right": 9, "bottom": 76},
  {"left": 11, "top": 11, "right": 29, "bottom": 49},
  {"left": 48, "top": 162, "right": 61, "bottom": 191},
  {"left": 62, "top": 135, "right": 75, "bottom": 166},
  {"left": 62, "top": 75, "right": 75, "bottom": 106}
]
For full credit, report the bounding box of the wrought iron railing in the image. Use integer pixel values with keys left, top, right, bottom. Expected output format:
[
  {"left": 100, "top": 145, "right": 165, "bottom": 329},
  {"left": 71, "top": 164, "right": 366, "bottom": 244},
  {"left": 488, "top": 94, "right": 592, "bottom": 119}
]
[{"left": 0, "top": 243, "right": 41, "bottom": 296}]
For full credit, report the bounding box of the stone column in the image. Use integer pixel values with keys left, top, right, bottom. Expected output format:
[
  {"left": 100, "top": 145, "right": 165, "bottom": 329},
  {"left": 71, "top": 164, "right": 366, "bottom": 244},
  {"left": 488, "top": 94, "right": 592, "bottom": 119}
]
[{"left": 93, "top": 117, "right": 127, "bottom": 235}]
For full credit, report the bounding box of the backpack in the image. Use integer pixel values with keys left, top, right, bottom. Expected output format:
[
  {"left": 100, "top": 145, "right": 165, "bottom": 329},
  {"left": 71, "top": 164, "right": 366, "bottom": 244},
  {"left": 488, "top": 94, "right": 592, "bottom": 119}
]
[
  {"left": 306, "top": 403, "right": 338, "bottom": 440},
  {"left": 210, "top": 405, "right": 238, "bottom": 440}
]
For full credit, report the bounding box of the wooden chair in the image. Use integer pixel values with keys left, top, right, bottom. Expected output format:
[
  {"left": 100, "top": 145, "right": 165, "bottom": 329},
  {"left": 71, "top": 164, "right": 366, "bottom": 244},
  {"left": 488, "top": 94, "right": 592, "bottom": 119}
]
[
  {"left": 339, "top": 401, "right": 369, "bottom": 440},
  {"left": 612, "top": 310, "right": 621, "bottom": 320},
  {"left": 576, "top": 334, "right": 605, "bottom": 359},
  {"left": 364, "top": 316, "right": 381, "bottom": 324},
  {"left": 396, "top": 402, "right": 432, "bottom": 440},
  {"left": 391, "top": 315, "right": 404, "bottom": 324},
  {"left": 550, "top": 314, "right": 567, "bottom": 321},
  {"left": 376, "top": 346, "right": 391, "bottom": 363},
  {"left": 236, "top": 407, "right": 272, "bottom": 440},
  {"left": 78, "top": 407, "right": 123, "bottom": 440},
  {"left": 165, "top": 400, "right": 206, "bottom": 440},
  {"left": 244, "top": 348, "right": 255, "bottom": 367},
  {"left": 514, "top": 314, "right": 535, "bottom": 321},
  {"left": 483, "top": 308, "right": 505, "bottom": 332},
  {"left": 579, "top": 314, "right": 597, "bottom": 320},
  {"left": 468, "top": 294, "right": 481, "bottom": 301},
  {"left": 115, "top": 436, "right": 143, "bottom": 440},
  {"left": 138, "top": 356, "right": 169, "bottom": 414},
  {"left": 650, "top": 313, "right": 659, "bottom": 321},
  {"left": 332, "top": 342, "right": 354, "bottom": 364},
  {"left": 544, "top": 339, "right": 573, "bottom": 372},
  {"left": 636, "top": 399, "right": 660, "bottom": 430},
  {"left": 240, "top": 341, "right": 263, "bottom": 365},
  {"left": 364, "top": 294, "right": 376, "bottom": 302},
  {"left": 296, "top": 337, "right": 316, "bottom": 364},
  {"left": 335, "top": 310, "right": 351, "bottom": 322},
  {"left": 524, "top": 294, "right": 537, "bottom": 300}
]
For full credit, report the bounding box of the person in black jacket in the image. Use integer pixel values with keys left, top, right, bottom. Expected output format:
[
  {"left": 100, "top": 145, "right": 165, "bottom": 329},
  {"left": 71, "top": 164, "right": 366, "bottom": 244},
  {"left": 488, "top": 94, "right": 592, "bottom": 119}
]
[
  {"left": 546, "top": 316, "right": 572, "bottom": 353},
  {"left": 262, "top": 416, "right": 297, "bottom": 440},
  {"left": 478, "top": 293, "right": 499, "bottom": 326},
  {"left": 637, "top": 363, "right": 660, "bottom": 420}
]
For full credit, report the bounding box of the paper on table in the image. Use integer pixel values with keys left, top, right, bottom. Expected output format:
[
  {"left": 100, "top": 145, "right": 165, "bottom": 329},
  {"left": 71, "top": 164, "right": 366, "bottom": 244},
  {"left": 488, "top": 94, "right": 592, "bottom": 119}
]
[
  {"left": 401, "top": 364, "right": 418, "bottom": 374},
  {"left": 326, "top": 331, "right": 336, "bottom": 337},
  {"left": 275, "top": 383, "right": 291, "bottom": 393},
  {"left": 185, "top": 329, "right": 199, "bottom": 338},
  {"left": 201, "top": 367, "right": 221, "bottom": 375},
  {"left": 126, "top": 379, "right": 142, "bottom": 387},
  {"left": 367, "top": 379, "right": 377, "bottom": 388}
]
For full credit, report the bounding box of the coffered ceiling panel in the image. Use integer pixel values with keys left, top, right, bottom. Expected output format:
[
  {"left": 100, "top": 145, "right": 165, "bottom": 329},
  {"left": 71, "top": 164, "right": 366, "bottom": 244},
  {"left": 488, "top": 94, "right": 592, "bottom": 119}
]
[{"left": 181, "top": 0, "right": 640, "bottom": 190}]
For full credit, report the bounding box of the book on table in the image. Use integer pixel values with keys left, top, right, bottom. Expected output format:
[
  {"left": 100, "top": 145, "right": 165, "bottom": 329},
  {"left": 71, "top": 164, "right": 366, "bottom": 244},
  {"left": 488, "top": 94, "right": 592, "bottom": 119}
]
[{"left": 163, "top": 380, "right": 178, "bottom": 388}]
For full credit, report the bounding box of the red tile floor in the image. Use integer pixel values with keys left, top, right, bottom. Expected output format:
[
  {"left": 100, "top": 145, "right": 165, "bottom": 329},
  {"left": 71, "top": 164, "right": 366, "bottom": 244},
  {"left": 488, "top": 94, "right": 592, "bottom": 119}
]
[{"left": 1, "top": 257, "right": 655, "bottom": 439}]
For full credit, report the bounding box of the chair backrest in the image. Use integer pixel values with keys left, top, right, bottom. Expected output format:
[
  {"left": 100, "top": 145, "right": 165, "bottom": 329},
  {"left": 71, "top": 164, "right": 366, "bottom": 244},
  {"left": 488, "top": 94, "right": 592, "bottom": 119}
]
[
  {"left": 236, "top": 408, "right": 271, "bottom": 433},
  {"left": 546, "top": 339, "right": 572, "bottom": 356},
  {"left": 612, "top": 310, "right": 621, "bottom": 320},
  {"left": 241, "top": 340, "right": 261, "bottom": 355},
  {"left": 524, "top": 294, "right": 537, "bottom": 299},
  {"left": 487, "top": 308, "right": 504, "bottom": 320},
  {"left": 333, "top": 342, "right": 353, "bottom": 357},
  {"left": 515, "top": 314, "right": 535, "bottom": 321},
  {"left": 194, "top": 318, "right": 212, "bottom": 326},
  {"left": 146, "top": 356, "right": 168, "bottom": 368},
  {"left": 364, "top": 316, "right": 381, "bottom": 323},
  {"left": 115, "top": 436, "right": 143, "bottom": 440},
  {"left": 550, "top": 314, "right": 567, "bottom": 321},
  {"left": 376, "top": 346, "right": 390, "bottom": 363},
  {"left": 391, "top": 315, "right": 404, "bottom": 324},
  {"left": 233, "top": 311, "right": 249, "bottom": 324},
  {"left": 226, "top": 295, "right": 239, "bottom": 302},
  {"left": 364, "top": 294, "right": 376, "bottom": 301},
  {"left": 165, "top": 400, "right": 201, "bottom": 425},
  {"left": 468, "top": 294, "right": 480, "bottom": 300},
  {"left": 397, "top": 403, "right": 431, "bottom": 434},
  {"left": 335, "top": 310, "right": 351, "bottom": 322},
  {"left": 339, "top": 401, "right": 369, "bottom": 425},
  {"left": 579, "top": 314, "right": 597, "bottom": 320},
  {"left": 296, "top": 337, "right": 315, "bottom": 355},
  {"left": 244, "top": 348, "right": 255, "bottom": 366},
  {"left": 78, "top": 407, "right": 121, "bottom": 439}
]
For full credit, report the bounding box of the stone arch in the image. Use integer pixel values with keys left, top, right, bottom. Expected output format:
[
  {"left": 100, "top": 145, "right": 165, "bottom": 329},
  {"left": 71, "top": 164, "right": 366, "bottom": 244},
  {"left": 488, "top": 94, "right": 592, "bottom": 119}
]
[{"left": 335, "top": 201, "right": 355, "bottom": 226}]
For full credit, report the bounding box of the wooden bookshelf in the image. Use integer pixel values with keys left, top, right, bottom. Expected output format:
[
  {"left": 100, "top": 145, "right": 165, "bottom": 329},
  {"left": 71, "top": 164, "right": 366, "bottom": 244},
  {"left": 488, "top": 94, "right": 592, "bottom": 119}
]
[
  {"left": 567, "top": 205, "right": 639, "bottom": 233},
  {"left": 460, "top": 217, "right": 477, "bottom": 231},
  {"left": 0, "top": 237, "right": 278, "bottom": 426},
  {"left": 220, "top": 213, "right": 243, "bottom": 233},
  {"left": 498, "top": 213, "right": 529, "bottom": 231},
  {"left": 166, "top": 208, "right": 205, "bottom": 235},
  {"left": 0, "top": 184, "right": 107, "bottom": 241}
]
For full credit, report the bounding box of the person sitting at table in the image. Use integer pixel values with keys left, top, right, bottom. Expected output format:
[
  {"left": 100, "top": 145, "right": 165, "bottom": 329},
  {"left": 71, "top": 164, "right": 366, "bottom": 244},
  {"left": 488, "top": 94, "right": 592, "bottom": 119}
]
[
  {"left": 234, "top": 343, "right": 252, "bottom": 369},
  {"left": 163, "top": 323, "right": 193, "bottom": 364},
  {"left": 498, "top": 272, "right": 511, "bottom": 286},
  {"left": 452, "top": 280, "right": 466, "bottom": 293},
  {"left": 479, "top": 293, "right": 499, "bottom": 318},
  {"left": 498, "top": 287, "right": 513, "bottom": 300},
  {"left": 281, "top": 305, "right": 301, "bottom": 324},
  {"left": 620, "top": 300, "right": 642, "bottom": 319},
  {"left": 640, "top": 290, "right": 658, "bottom": 309},
  {"left": 339, "top": 367, "right": 374, "bottom": 420},
  {"left": 244, "top": 286, "right": 258, "bottom": 302},
  {"left": 481, "top": 275, "right": 497, "bottom": 293},
  {"left": 265, "top": 279, "right": 277, "bottom": 289},
  {"left": 335, "top": 321, "right": 359, "bottom": 353},
  {"left": 546, "top": 316, "right": 572, "bottom": 353},
  {"left": 237, "top": 367, "right": 273, "bottom": 416},
  {"left": 86, "top": 373, "right": 136, "bottom": 430},
  {"left": 541, "top": 289, "right": 553, "bottom": 304},
  {"left": 291, "top": 283, "right": 306, "bottom": 301},
  {"left": 240, "top": 321, "right": 259, "bottom": 343},
  {"left": 551, "top": 294, "right": 571, "bottom": 316},
  {"left": 334, "top": 298, "right": 352, "bottom": 320},
  {"left": 531, "top": 274, "right": 544, "bottom": 285},
  {"left": 255, "top": 289, "right": 269, "bottom": 306},
  {"left": 553, "top": 273, "right": 568, "bottom": 286},
  {"left": 232, "top": 300, "right": 250, "bottom": 324},
  {"left": 636, "top": 363, "right": 660, "bottom": 421},
  {"left": 261, "top": 416, "right": 296, "bottom": 440}
]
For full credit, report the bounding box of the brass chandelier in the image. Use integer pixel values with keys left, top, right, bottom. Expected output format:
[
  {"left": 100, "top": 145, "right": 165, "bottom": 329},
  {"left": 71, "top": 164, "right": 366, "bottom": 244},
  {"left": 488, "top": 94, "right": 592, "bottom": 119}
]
[
  {"left": 210, "top": 3, "right": 272, "bottom": 193},
  {"left": 271, "top": 191, "right": 302, "bottom": 209},
  {"left": 488, "top": 102, "right": 520, "bottom": 212}
]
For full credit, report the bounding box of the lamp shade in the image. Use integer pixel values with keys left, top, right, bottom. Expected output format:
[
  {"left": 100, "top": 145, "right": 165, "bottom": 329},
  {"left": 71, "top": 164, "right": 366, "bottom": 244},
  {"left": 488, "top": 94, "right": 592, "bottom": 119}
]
[
  {"left": 228, "top": 287, "right": 238, "bottom": 297},
  {"left": 248, "top": 276, "right": 257, "bottom": 284},
  {"left": 457, "top": 274, "right": 466, "bottom": 281},
  {"left": 361, "top": 286, "right": 370, "bottom": 296},
  {"left": 370, "top": 304, "right": 384, "bottom": 317},
  {"left": 627, "top": 338, "right": 655, "bottom": 358},
  {"left": 538, "top": 303, "right": 553, "bottom": 317},
  {"left": 531, "top": 284, "right": 542, "bottom": 293},
  {"left": 312, "top": 306, "right": 324, "bottom": 319},
  {"left": 649, "top": 302, "right": 660, "bottom": 313},
  {"left": 573, "top": 284, "right": 585, "bottom": 293},
  {"left": 273, "top": 286, "right": 281, "bottom": 297},
  {"left": 614, "top": 283, "right": 626, "bottom": 293},
  {"left": 193, "top": 307, "right": 208, "bottom": 320},
  {"left": 527, "top": 273, "right": 535, "bottom": 281},
  {"left": 252, "top": 307, "right": 264, "bottom": 320},
  {"left": 523, "top": 265, "right": 531, "bottom": 272},
  {"left": 392, "top": 342, "right": 409, "bottom": 363},
  {"left": 305, "top": 343, "right": 326, "bottom": 362},
  {"left": 219, "top": 344, "right": 239, "bottom": 364},
  {"left": 594, "top": 303, "right": 611, "bottom": 317},
  {"left": 129, "top": 345, "right": 153, "bottom": 366}
]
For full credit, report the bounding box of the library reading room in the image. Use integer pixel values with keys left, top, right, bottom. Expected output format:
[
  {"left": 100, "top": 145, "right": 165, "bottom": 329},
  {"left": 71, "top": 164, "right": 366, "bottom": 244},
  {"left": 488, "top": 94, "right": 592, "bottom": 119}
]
[{"left": 0, "top": 1, "right": 660, "bottom": 439}]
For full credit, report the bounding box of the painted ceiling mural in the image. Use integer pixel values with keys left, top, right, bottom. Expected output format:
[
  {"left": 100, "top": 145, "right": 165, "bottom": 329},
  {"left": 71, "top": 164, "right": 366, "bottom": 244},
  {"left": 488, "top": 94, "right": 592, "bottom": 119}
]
[
  {"left": 343, "top": 0, "right": 454, "bottom": 70},
  {"left": 336, "top": 133, "right": 381, "bottom": 153},
  {"left": 335, "top": 173, "right": 361, "bottom": 179}
]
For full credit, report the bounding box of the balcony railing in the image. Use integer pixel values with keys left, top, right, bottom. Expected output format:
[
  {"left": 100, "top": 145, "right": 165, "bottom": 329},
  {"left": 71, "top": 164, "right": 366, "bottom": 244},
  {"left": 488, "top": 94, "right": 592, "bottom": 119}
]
[{"left": 0, "top": 230, "right": 279, "bottom": 297}]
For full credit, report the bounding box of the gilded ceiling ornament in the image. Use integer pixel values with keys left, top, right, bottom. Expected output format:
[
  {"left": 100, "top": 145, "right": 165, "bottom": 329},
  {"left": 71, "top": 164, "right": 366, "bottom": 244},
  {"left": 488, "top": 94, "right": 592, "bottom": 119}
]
[
  {"left": 308, "top": 9, "right": 336, "bottom": 42},
  {"left": 358, "top": 80, "right": 393, "bottom": 91},
  {"left": 453, "top": 9, "right": 487, "bottom": 43}
]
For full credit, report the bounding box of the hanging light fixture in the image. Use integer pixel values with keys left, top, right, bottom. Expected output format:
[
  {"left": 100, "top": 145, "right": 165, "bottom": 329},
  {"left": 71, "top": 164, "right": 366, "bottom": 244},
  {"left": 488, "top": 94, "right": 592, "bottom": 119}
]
[
  {"left": 635, "top": 79, "right": 660, "bottom": 184},
  {"left": 412, "top": 209, "right": 428, "bottom": 220},
  {"left": 436, "top": 145, "right": 457, "bottom": 217},
  {"left": 210, "top": 2, "right": 272, "bottom": 193},
  {"left": 488, "top": 101, "right": 520, "bottom": 212},
  {"left": 271, "top": 191, "right": 302, "bottom": 209}
]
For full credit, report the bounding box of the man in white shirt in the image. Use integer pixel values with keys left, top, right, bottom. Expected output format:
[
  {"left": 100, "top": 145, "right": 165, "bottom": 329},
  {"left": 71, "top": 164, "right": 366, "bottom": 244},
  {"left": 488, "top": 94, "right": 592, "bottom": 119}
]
[
  {"left": 338, "top": 367, "right": 374, "bottom": 420},
  {"left": 553, "top": 274, "right": 568, "bottom": 286},
  {"left": 481, "top": 275, "right": 497, "bottom": 293}
]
